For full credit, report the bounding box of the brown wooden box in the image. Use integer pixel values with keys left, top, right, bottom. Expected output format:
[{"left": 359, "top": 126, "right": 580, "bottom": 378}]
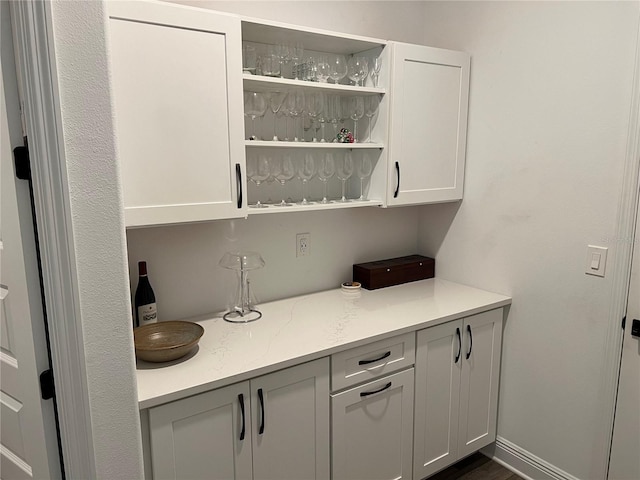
[{"left": 353, "top": 255, "right": 435, "bottom": 290}]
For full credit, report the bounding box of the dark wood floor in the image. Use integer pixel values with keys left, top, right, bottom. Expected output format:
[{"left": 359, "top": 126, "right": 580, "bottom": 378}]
[{"left": 427, "top": 453, "right": 524, "bottom": 480}]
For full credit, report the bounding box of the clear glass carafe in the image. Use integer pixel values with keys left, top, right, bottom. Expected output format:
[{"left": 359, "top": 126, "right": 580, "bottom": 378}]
[{"left": 219, "top": 251, "right": 265, "bottom": 323}]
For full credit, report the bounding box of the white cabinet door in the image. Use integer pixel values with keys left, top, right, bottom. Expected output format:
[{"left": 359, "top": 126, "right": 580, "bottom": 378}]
[
  {"left": 387, "top": 42, "right": 469, "bottom": 206},
  {"left": 332, "top": 369, "right": 415, "bottom": 480},
  {"left": 108, "top": 2, "right": 246, "bottom": 227},
  {"left": 149, "top": 382, "right": 253, "bottom": 480},
  {"left": 251, "top": 358, "right": 330, "bottom": 480},
  {"left": 414, "top": 320, "right": 463, "bottom": 480},
  {"left": 458, "top": 309, "right": 503, "bottom": 457}
]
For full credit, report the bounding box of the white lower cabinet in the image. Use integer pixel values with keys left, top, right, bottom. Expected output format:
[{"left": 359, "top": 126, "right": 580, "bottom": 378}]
[
  {"left": 148, "top": 358, "right": 329, "bottom": 480},
  {"left": 332, "top": 368, "right": 415, "bottom": 480},
  {"left": 413, "top": 308, "right": 503, "bottom": 480}
]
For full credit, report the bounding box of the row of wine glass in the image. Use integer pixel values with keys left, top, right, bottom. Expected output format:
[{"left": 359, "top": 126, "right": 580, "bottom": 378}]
[
  {"left": 246, "top": 151, "right": 375, "bottom": 207},
  {"left": 245, "top": 91, "right": 380, "bottom": 143},
  {"left": 243, "top": 42, "right": 382, "bottom": 87}
]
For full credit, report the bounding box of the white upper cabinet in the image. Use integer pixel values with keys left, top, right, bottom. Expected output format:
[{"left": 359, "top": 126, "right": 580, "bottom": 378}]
[
  {"left": 386, "top": 42, "right": 470, "bottom": 206},
  {"left": 107, "top": 2, "right": 246, "bottom": 227}
]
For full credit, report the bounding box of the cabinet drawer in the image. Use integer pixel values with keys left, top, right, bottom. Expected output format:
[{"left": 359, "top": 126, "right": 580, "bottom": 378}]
[{"left": 331, "top": 333, "right": 415, "bottom": 391}]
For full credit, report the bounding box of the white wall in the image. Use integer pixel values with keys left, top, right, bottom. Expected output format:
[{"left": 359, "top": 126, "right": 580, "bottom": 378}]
[
  {"left": 418, "top": 2, "right": 640, "bottom": 479},
  {"left": 49, "top": 1, "right": 143, "bottom": 478}
]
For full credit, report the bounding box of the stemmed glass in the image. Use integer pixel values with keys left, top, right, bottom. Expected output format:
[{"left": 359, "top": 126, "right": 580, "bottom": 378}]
[
  {"left": 336, "top": 152, "right": 354, "bottom": 202},
  {"left": 247, "top": 154, "right": 271, "bottom": 207},
  {"left": 356, "top": 154, "right": 373, "bottom": 201},
  {"left": 305, "top": 93, "right": 324, "bottom": 142},
  {"left": 288, "top": 89, "right": 305, "bottom": 141},
  {"left": 269, "top": 92, "right": 287, "bottom": 141},
  {"left": 327, "top": 95, "right": 341, "bottom": 142},
  {"left": 272, "top": 155, "right": 296, "bottom": 206},
  {"left": 364, "top": 96, "right": 380, "bottom": 143},
  {"left": 315, "top": 56, "right": 331, "bottom": 83},
  {"left": 347, "top": 57, "right": 369, "bottom": 87},
  {"left": 317, "top": 153, "right": 336, "bottom": 204},
  {"left": 371, "top": 56, "right": 382, "bottom": 87},
  {"left": 349, "top": 96, "right": 364, "bottom": 142},
  {"left": 297, "top": 153, "right": 316, "bottom": 205},
  {"left": 244, "top": 92, "right": 267, "bottom": 140},
  {"left": 329, "top": 55, "right": 348, "bottom": 84}
]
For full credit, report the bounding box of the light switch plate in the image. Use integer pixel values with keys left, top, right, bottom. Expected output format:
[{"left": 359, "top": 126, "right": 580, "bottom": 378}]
[{"left": 585, "top": 245, "right": 608, "bottom": 277}]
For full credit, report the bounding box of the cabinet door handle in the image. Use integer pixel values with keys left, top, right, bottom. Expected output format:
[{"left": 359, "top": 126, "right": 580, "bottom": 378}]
[
  {"left": 238, "top": 393, "right": 245, "bottom": 441},
  {"left": 360, "top": 382, "right": 392, "bottom": 398},
  {"left": 258, "top": 388, "right": 265, "bottom": 435},
  {"left": 394, "top": 162, "right": 400, "bottom": 198},
  {"left": 358, "top": 350, "right": 391, "bottom": 365},
  {"left": 455, "top": 327, "right": 462, "bottom": 363},
  {"left": 236, "top": 163, "right": 243, "bottom": 209},
  {"left": 466, "top": 324, "right": 473, "bottom": 360}
]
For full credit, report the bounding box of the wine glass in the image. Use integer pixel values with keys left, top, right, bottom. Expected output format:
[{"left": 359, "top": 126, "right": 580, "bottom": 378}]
[
  {"left": 272, "top": 155, "right": 296, "bottom": 206},
  {"left": 305, "top": 93, "right": 324, "bottom": 142},
  {"left": 317, "top": 93, "right": 328, "bottom": 142},
  {"left": 285, "top": 89, "right": 305, "bottom": 141},
  {"left": 347, "top": 56, "right": 368, "bottom": 87},
  {"left": 317, "top": 153, "right": 335, "bottom": 204},
  {"left": 371, "top": 56, "right": 382, "bottom": 87},
  {"left": 356, "top": 154, "right": 373, "bottom": 201},
  {"left": 336, "top": 152, "right": 354, "bottom": 202},
  {"left": 329, "top": 54, "right": 348, "bottom": 84},
  {"left": 269, "top": 92, "right": 287, "bottom": 141},
  {"left": 247, "top": 154, "right": 271, "bottom": 207},
  {"left": 327, "top": 95, "right": 341, "bottom": 142},
  {"left": 244, "top": 92, "right": 267, "bottom": 140},
  {"left": 315, "top": 56, "right": 331, "bottom": 83},
  {"left": 349, "top": 96, "right": 364, "bottom": 142},
  {"left": 364, "top": 96, "right": 380, "bottom": 143},
  {"left": 297, "top": 153, "right": 316, "bottom": 205}
]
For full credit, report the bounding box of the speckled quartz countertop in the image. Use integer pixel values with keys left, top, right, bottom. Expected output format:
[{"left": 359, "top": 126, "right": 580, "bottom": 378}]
[{"left": 136, "top": 278, "right": 511, "bottom": 409}]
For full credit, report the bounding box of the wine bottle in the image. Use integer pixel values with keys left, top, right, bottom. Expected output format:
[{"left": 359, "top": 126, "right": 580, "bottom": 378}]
[{"left": 134, "top": 261, "right": 157, "bottom": 327}]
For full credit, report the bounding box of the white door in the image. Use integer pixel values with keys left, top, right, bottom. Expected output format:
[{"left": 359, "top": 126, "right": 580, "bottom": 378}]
[
  {"left": 458, "top": 309, "right": 503, "bottom": 458},
  {"left": 387, "top": 42, "right": 470, "bottom": 206},
  {"left": 251, "top": 358, "right": 330, "bottom": 480},
  {"left": 608, "top": 199, "right": 640, "bottom": 480},
  {"left": 414, "top": 320, "right": 462, "bottom": 480},
  {"left": 107, "top": 1, "right": 246, "bottom": 227},
  {"left": 0, "top": 16, "right": 61, "bottom": 479},
  {"left": 332, "top": 368, "right": 415, "bottom": 480},
  {"left": 148, "top": 381, "right": 253, "bottom": 480}
]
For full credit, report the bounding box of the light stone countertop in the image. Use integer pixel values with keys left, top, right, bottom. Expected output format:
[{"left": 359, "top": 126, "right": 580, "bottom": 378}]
[{"left": 136, "top": 278, "right": 511, "bottom": 409}]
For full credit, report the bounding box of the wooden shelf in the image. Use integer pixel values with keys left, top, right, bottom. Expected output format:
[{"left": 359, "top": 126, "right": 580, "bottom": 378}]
[
  {"left": 245, "top": 141, "right": 384, "bottom": 149},
  {"left": 247, "top": 199, "right": 383, "bottom": 215},
  {"left": 244, "top": 75, "right": 385, "bottom": 96}
]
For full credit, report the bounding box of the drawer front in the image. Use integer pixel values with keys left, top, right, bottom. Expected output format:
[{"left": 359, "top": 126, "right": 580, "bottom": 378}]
[{"left": 331, "top": 333, "right": 415, "bottom": 391}]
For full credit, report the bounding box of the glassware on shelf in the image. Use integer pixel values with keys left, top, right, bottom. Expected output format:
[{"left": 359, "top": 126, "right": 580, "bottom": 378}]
[
  {"left": 261, "top": 52, "right": 280, "bottom": 77},
  {"left": 284, "top": 89, "right": 305, "bottom": 142},
  {"left": 329, "top": 54, "right": 348, "bottom": 84},
  {"left": 269, "top": 92, "right": 287, "bottom": 141},
  {"left": 244, "top": 91, "right": 267, "bottom": 140},
  {"left": 275, "top": 43, "right": 290, "bottom": 78},
  {"left": 315, "top": 56, "right": 331, "bottom": 83},
  {"left": 327, "top": 95, "right": 341, "bottom": 142},
  {"left": 371, "top": 56, "right": 382, "bottom": 87},
  {"left": 305, "top": 92, "right": 324, "bottom": 142},
  {"left": 364, "top": 96, "right": 380, "bottom": 143},
  {"left": 290, "top": 42, "right": 304, "bottom": 80},
  {"left": 272, "top": 155, "right": 296, "bottom": 206},
  {"left": 349, "top": 96, "right": 365, "bottom": 142},
  {"left": 356, "top": 154, "right": 373, "bottom": 201},
  {"left": 317, "top": 152, "right": 336, "bottom": 204},
  {"left": 243, "top": 44, "right": 257, "bottom": 75},
  {"left": 336, "top": 152, "right": 354, "bottom": 202},
  {"left": 347, "top": 56, "right": 369, "bottom": 87},
  {"left": 247, "top": 154, "right": 271, "bottom": 208},
  {"left": 297, "top": 152, "right": 316, "bottom": 205},
  {"left": 317, "top": 93, "right": 328, "bottom": 142},
  {"left": 219, "top": 251, "right": 265, "bottom": 323}
]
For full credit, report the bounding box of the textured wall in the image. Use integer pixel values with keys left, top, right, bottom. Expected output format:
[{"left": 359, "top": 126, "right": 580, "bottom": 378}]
[
  {"left": 49, "top": 1, "right": 143, "bottom": 478},
  {"left": 418, "top": 2, "right": 640, "bottom": 478}
]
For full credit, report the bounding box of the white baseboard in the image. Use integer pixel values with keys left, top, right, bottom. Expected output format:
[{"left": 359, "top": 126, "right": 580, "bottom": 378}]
[{"left": 481, "top": 436, "right": 581, "bottom": 480}]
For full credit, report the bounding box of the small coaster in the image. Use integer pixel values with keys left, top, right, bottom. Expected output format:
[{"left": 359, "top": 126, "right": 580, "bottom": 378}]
[{"left": 341, "top": 281, "right": 362, "bottom": 292}]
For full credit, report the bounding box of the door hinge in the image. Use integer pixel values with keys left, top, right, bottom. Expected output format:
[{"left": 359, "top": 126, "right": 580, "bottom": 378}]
[
  {"left": 622, "top": 316, "right": 626, "bottom": 330},
  {"left": 13, "top": 141, "right": 31, "bottom": 181},
  {"left": 39, "top": 369, "right": 54, "bottom": 400}
]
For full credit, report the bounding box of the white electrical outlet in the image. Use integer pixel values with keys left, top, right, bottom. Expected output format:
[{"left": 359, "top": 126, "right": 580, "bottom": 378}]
[{"left": 296, "top": 233, "right": 310, "bottom": 257}]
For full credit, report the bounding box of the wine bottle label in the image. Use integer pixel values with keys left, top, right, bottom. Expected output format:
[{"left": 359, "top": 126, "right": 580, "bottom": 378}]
[{"left": 138, "top": 303, "right": 157, "bottom": 326}]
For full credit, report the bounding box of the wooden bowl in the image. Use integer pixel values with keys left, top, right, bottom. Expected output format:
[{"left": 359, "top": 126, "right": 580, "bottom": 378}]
[{"left": 134, "top": 321, "right": 204, "bottom": 363}]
